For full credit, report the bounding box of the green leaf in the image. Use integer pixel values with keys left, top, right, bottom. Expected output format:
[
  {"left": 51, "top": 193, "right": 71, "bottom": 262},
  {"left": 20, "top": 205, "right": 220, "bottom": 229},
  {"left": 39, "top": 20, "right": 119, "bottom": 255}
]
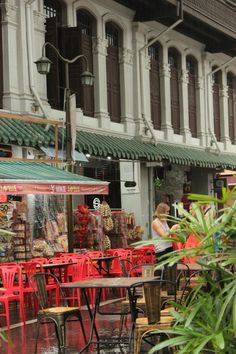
[
  {"left": 213, "top": 332, "right": 225, "bottom": 350},
  {"left": 148, "top": 335, "right": 189, "bottom": 353},
  {"left": 233, "top": 293, "right": 236, "bottom": 337}
]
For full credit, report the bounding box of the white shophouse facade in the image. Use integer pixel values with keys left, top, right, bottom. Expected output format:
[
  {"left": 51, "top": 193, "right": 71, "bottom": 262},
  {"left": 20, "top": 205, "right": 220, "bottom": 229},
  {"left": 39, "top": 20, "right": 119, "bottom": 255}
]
[{"left": 1, "top": 0, "right": 236, "bottom": 237}]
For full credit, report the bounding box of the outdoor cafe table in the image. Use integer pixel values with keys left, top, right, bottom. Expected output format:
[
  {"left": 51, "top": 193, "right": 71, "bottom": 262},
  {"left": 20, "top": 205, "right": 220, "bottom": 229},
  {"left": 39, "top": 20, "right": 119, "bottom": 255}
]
[
  {"left": 61, "top": 276, "right": 158, "bottom": 353},
  {"left": 43, "top": 262, "right": 75, "bottom": 282},
  {"left": 177, "top": 262, "right": 205, "bottom": 271},
  {"left": 90, "top": 255, "right": 119, "bottom": 275}
]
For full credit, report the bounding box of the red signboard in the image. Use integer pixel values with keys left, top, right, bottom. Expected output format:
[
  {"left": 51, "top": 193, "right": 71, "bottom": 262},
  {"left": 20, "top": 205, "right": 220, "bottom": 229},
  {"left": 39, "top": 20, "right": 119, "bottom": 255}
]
[
  {"left": 0, "top": 183, "right": 108, "bottom": 195},
  {"left": 0, "top": 195, "right": 8, "bottom": 202}
]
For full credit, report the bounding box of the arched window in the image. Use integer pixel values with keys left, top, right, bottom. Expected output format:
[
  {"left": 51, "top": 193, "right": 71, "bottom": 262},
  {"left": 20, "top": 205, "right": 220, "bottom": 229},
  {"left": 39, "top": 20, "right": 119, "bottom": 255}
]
[
  {"left": 0, "top": 8, "right": 3, "bottom": 109},
  {"left": 186, "top": 55, "right": 198, "bottom": 137},
  {"left": 212, "top": 67, "right": 222, "bottom": 141},
  {"left": 106, "top": 22, "right": 122, "bottom": 123},
  {"left": 227, "top": 72, "right": 236, "bottom": 144},
  {"left": 168, "top": 48, "right": 180, "bottom": 134},
  {"left": 76, "top": 10, "right": 95, "bottom": 117},
  {"left": 44, "top": 0, "right": 63, "bottom": 109},
  {"left": 149, "top": 42, "right": 161, "bottom": 130}
]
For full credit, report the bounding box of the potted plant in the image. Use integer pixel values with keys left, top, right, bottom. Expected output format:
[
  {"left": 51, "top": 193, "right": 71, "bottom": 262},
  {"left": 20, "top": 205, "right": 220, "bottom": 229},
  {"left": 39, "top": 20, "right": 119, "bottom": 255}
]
[{"left": 135, "top": 188, "right": 236, "bottom": 353}]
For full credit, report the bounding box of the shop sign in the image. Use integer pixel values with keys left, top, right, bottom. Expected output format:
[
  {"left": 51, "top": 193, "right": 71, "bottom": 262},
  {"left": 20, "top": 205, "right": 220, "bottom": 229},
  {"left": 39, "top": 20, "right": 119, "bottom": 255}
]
[
  {"left": 0, "top": 183, "right": 108, "bottom": 195},
  {"left": 92, "top": 197, "right": 101, "bottom": 210},
  {"left": 213, "top": 178, "right": 227, "bottom": 192}
]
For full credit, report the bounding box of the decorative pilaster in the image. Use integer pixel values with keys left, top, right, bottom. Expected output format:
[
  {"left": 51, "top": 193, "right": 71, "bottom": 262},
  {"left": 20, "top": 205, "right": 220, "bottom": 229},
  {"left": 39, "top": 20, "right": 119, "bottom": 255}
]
[
  {"left": 1, "top": 0, "right": 18, "bottom": 25},
  {"left": 195, "top": 76, "right": 207, "bottom": 145},
  {"left": 92, "top": 36, "right": 110, "bottom": 129},
  {"left": 160, "top": 61, "right": 174, "bottom": 140},
  {"left": 220, "top": 83, "right": 230, "bottom": 148},
  {"left": 33, "top": 10, "right": 46, "bottom": 33},
  {"left": 179, "top": 68, "right": 191, "bottom": 142},
  {"left": 119, "top": 47, "right": 135, "bottom": 133}
]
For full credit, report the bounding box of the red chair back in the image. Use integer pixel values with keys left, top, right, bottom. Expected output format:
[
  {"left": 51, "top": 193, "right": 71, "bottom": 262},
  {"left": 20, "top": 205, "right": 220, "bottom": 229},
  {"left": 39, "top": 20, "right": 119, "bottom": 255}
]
[
  {"left": 20, "top": 261, "right": 43, "bottom": 287},
  {"left": 0, "top": 264, "right": 23, "bottom": 295},
  {"left": 85, "top": 251, "right": 104, "bottom": 258},
  {"left": 31, "top": 257, "right": 48, "bottom": 264}
]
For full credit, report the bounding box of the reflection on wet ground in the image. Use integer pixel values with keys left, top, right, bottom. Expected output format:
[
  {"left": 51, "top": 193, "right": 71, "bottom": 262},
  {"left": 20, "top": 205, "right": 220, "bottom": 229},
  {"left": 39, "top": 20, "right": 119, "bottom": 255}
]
[{"left": 0, "top": 298, "right": 150, "bottom": 354}]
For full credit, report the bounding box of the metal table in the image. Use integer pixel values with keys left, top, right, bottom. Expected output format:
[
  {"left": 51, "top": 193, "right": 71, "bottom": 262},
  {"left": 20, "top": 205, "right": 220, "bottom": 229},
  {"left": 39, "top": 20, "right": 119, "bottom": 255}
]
[
  {"left": 61, "top": 276, "right": 158, "bottom": 353},
  {"left": 43, "top": 262, "right": 75, "bottom": 282},
  {"left": 90, "top": 255, "right": 119, "bottom": 275}
]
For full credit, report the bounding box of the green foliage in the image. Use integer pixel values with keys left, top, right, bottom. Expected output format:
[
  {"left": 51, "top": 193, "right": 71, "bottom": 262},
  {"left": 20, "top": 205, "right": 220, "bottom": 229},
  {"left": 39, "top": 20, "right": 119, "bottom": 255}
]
[{"left": 139, "top": 189, "right": 236, "bottom": 353}]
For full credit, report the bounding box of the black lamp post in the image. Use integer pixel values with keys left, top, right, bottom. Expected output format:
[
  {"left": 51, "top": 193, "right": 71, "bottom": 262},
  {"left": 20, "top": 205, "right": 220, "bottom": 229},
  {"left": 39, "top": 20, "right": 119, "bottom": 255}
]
[{"left": 35, "top": 42, "right": 94, "bottom": 252}]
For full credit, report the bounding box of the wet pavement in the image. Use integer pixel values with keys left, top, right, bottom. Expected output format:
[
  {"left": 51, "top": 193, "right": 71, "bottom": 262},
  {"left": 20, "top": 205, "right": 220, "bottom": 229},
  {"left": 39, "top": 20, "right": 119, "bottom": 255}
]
[{"left": 0, "top": 298, "right": 146, "bottom": 354}]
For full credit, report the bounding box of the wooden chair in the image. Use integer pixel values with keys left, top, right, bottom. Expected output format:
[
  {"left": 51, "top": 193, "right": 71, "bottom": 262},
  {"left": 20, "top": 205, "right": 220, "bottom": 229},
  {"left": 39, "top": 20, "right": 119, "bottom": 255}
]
[
  {"left": 132, "top": 280, "right": 174, "bottom": 354},
  {"left": 30, "top": 272, "right": 87, "bottom": 353}
]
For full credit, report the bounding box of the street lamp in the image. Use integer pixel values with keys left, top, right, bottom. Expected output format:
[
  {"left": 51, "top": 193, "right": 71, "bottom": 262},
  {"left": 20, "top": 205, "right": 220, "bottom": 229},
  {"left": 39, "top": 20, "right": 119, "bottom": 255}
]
[{"left": 35, "top": 42, "right": 94, "bottom": 252}]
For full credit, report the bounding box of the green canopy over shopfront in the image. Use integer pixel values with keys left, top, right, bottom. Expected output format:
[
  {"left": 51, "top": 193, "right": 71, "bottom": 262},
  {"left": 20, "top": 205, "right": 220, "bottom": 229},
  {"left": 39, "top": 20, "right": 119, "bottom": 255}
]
[
  {"left": 0, "top": 161, "right": 109, "bottom": 195},
  {"left": 1, "top": 116, "right": 236, "bottom": 169}
]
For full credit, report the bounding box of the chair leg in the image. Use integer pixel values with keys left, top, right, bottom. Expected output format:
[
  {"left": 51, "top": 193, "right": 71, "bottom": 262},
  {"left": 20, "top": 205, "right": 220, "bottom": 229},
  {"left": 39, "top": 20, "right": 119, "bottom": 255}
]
[
  {"left": 133, "top": 329, "right": 142, "bottom": 354},
  {"left": 34, "top": 320, "right": 41, "bottom": 354},
  {"left": 76, "top": 312, "right": 87, "bottom": 344},
  {"left": 58, "top": 323, "right": 66, "bottom": 352}
]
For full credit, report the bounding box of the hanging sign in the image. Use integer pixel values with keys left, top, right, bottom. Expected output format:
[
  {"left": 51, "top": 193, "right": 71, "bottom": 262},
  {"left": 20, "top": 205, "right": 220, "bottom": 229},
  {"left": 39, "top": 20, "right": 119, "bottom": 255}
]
[{"left": 0, "top": 183, "right": 109, "bottom": 195}]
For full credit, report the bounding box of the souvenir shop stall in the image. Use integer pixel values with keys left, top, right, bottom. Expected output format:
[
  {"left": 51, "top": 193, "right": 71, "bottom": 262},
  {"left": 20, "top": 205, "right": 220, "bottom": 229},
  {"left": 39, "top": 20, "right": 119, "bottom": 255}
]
[
  {"left": 74, "top": 200, "right": 144, "bottom": 252},
  {"left": 0, "top": 161, "right": 109, "bottom": 262}
]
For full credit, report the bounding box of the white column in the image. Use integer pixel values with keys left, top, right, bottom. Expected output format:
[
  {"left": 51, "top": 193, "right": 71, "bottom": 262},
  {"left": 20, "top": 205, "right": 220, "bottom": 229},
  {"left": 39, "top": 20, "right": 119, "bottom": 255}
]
[
  {"left": 132, "top": 23, "right": 146, "bottom": 137},
  {"left": 160, "top": 47, "right": 173, "bottom": 140},
  {"left": 119, "top": 47, "right": 135, "bottom": 133},
  {"left": 208, "top": 76, "right": 215, "bottom": 139},
  {"left": 1, "top": 1, "right": 20, "bottom": 110},
  {"left": 220, "top": 71, "right": 230, "bottom": 149},
  {"left": 179, "top": 67, "right": 191, "bottom": 143},
  {"left": 195, "top": 76, "right": 206, "bottom": 146},
  {"left": 92, "top": 36, "right": 110, "bottom": 129}
]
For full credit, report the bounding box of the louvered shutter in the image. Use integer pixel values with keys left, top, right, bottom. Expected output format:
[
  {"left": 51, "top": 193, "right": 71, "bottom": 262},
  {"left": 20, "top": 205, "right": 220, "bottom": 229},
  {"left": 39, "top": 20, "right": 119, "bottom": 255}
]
[
  {"left": 228, "top": 75, "right": 236, "bottom": 144},
  {"left": 150, "top": 55, "right": 161, "bottom": 130},
  {"left": 188, "top": 72, "right": 197, "bottom": 137},
  {"left": 106, "top": 45, "right": 121, "bottom": 123},
  {"left": 170, "top": 67, "right": 180, "bottom": 134},
  {"left": 0, "top": 9, "right": 2, "bottom": 108},
  {"left": 45, "top": 17, "right": 61, "bottom": 109},
  {"left": 59, "top": 27, "right": 94, "bottom": 116},
  {"left": 213, "top": 82, "right": 221, "bottom": 141}
]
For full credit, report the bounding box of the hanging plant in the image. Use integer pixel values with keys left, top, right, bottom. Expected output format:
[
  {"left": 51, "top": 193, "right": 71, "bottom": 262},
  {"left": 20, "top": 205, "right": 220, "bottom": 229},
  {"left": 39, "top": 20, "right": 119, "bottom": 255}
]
[{"left": 153, "top": 177, "right": 163, "bottom": 189}]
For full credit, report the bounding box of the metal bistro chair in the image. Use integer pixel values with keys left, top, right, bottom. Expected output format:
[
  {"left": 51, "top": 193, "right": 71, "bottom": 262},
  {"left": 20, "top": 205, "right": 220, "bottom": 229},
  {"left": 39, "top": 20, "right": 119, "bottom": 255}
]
[
  {"left": 132, "top": 280, "right": 174, "bottom": 354},
  {"left": 30, "top": 272, "right": 87, "bottom": 354}
]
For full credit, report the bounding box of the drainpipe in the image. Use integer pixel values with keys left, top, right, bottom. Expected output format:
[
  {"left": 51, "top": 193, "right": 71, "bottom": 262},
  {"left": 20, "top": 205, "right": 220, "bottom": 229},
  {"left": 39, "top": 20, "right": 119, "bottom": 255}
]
[
  {"left": 138, "top": 0, "right": 183, "bottom": 145},
  {"left": 206, "top": 55, "right": 236, "bottom": 153},
  {"left": 25, "top": 0, "right": 48, "bottom": 117}
]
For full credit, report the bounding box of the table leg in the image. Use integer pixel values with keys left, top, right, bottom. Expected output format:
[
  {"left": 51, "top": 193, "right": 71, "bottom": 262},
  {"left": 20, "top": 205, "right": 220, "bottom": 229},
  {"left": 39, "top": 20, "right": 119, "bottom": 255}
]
[{"left": 78, "top": 288, "right": 101, "bottom": 354}]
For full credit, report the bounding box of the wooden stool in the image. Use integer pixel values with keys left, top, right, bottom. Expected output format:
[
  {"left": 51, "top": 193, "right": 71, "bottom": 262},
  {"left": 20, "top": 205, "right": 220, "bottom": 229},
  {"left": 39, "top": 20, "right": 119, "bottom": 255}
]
[{"left": 133, "top": 315, "right": 174, "bottom": 354}]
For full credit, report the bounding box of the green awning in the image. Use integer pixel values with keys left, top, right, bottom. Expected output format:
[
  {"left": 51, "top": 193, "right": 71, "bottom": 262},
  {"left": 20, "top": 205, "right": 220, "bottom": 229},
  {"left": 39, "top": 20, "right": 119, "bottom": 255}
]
[
  {"left": 76, "top": 131, "right": 236, "bottom": 169},
  {"left": 1, "top": 117, "right": 236, "bottom": 169},
  {"left": 0, "top": 161, "right": 108, "bottom": 195},
  {"left": 0, "top": 117, "right": 56, "bottom": 146}
]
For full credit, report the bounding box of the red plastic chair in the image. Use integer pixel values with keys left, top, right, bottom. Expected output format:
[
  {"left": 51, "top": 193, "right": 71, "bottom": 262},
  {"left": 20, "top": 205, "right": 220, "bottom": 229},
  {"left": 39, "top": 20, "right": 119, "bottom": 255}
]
[
  {"left": 63, "top": 257, "right": 96, "bottom": 307},
  {"left": 183, "top": 234, "right": 201, "bottom": 264},
  {"left": 31, "top": 257, "right": 48, "bottom": 265},
  {"left": 85, "top": 251, "right": 104, "bottom": 258},
  {"left": 62, "top": 258, "right": 87, "bottom": 307},
  {"left": 48, "top": 257, "right": 68, "bottom": 282},
  {"left": 20, "top": 261, "right": 59, "bottom": 312},
  {"left": 0, "top": 264, "right": 25, "bottom": 330}
]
